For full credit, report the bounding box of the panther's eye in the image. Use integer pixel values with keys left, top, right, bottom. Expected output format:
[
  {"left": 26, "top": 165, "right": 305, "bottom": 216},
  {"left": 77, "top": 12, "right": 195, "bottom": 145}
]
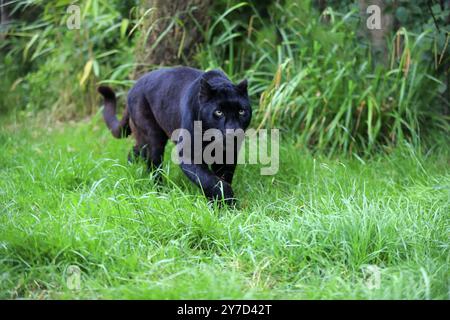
[
  {"left": 238, "top": 109, "right": 246, "bottom": 116},
  {"left": 214, "top": 110, "right": 224, "bottom": 117}
]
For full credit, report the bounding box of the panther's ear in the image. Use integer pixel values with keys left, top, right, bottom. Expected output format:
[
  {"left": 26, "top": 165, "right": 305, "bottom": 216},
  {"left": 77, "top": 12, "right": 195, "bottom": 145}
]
[
  {"left": 199, "top": 78, "right": 214, "bottom": 102},
  {"left": 236, "top": 79, "right": 248, "bottom": 96}
]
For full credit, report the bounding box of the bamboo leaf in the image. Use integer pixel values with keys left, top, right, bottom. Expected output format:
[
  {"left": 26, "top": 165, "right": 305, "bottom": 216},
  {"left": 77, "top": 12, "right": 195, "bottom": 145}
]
[{"left": 80, "top": 59, "right": 94, "bottom": 87}]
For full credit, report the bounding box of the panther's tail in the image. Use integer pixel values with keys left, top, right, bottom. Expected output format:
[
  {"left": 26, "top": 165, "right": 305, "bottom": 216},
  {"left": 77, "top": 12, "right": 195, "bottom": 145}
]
[{"left": 97, "top": 86, "right": 131, "bottom": 139}]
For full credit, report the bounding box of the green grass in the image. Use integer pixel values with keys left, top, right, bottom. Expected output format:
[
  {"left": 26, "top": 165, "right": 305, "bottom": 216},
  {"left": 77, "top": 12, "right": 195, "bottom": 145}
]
[{"left": 0, "top": 114, "right": 448, "bottom": 299}]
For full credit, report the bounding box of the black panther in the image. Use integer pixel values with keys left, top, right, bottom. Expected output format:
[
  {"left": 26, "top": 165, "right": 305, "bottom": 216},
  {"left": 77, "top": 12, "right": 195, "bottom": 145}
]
[{"left": 98, "top": 67, "right": 251, "bottom": 204}]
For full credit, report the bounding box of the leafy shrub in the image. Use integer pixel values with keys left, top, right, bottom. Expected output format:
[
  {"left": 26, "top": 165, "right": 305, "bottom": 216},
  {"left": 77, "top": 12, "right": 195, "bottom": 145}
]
[
  {"left": 195, "top": 0, "right": 449, "bottom": 154},
  {"left": 1, "top": 0, "right": 448, "bottom": 155},
  {"left": 0, "top": 0, "right": 137, "bottom": 118}
]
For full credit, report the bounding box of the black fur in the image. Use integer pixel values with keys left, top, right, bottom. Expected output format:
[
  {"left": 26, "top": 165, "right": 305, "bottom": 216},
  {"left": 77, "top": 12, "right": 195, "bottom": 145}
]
[{"left": 98, "top": 67, "right": 251, "bottom": 204}]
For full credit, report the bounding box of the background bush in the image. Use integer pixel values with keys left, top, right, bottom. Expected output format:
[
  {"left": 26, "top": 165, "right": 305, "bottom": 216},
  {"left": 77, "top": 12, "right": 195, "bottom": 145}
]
[{"left": 0, "top": 0, "right": 448, "bottom": 154}]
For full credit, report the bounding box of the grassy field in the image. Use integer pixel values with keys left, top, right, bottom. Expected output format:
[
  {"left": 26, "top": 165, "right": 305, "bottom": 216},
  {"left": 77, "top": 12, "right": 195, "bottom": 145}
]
[{"left": 0, "top": 114, "right": 448, "bottom": 299}]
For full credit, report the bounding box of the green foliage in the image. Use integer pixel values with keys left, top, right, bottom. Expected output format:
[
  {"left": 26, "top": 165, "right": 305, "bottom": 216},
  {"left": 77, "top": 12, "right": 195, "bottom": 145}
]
[
  {"left": 0, "top": 0, "right": 448, "bottom": 152},
  {"left": 327, "top": 0, "right": 449, "bottom": 76},
  {"left": 195, "top": 0, "right": 449, "bottom": 155},
  {"left": 0, "top": 0, "right": 137, "bottom": 117},
  {"left": 0, "top": 116, "right": 448, "bottom": 298}
]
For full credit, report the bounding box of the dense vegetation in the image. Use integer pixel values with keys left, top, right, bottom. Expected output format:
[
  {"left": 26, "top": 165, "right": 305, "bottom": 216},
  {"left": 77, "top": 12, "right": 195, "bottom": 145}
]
[
  {"left": 0, "top": 0, "right": 449, "bottom": 299},
  {"left": 1, "top": 0, "right": 448, "bottom": 153}
]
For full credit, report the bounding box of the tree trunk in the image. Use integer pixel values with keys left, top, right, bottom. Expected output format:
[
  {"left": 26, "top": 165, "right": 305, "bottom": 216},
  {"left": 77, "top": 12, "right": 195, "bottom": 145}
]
[{"left": 134, "top": 0, "right": 211, "bottom": 76}]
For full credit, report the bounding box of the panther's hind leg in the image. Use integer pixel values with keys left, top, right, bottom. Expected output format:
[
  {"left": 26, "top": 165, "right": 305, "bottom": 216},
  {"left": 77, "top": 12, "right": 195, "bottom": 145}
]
[
  {"left": 127, "top": 118, "right": 147, "bottom": 164},
  {"left": 128, "top": 144, "right": 146, "bottom": 164},
  {"left": 138, "top": 125, "right": 168, "bottom": 185},
  {"left": 128, "top": 96, "right": 168, "bottom": 182}
]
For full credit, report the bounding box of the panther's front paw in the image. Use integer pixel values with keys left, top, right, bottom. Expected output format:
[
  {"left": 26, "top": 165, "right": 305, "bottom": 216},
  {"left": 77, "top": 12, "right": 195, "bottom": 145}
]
[{"left": 207, "top": 180, "right": 235, "bottom": 205}]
